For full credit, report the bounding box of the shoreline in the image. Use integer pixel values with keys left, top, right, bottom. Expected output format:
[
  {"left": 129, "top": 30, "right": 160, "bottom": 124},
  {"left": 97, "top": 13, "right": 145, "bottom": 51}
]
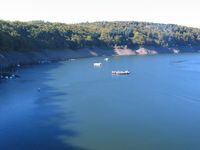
[{"left": 0, "top": 46, "right": 200, "bottom": 71}]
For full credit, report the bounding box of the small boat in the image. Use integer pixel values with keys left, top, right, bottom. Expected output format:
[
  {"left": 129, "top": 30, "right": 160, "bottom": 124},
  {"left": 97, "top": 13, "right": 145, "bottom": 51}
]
[
  {"left": 112, "top": 70, "right": 130, "bottom": 75},
  {"left": 104, "top": 58, "right": 109, "bottom": 61},
  {"left": 93, "top": 63, "right": 102, "bottom": 67}
]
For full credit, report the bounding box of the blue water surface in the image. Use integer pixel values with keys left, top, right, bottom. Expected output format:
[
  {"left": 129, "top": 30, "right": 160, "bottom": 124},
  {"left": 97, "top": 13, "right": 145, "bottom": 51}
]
[{"left": 1, "top": 53, "right": 200, "bottom": 150}]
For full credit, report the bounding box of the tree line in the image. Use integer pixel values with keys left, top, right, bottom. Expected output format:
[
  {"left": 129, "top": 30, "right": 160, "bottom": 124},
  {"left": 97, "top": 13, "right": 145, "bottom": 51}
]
[{"left": 0, "top": 20, "right": 199, "bottom": 52}]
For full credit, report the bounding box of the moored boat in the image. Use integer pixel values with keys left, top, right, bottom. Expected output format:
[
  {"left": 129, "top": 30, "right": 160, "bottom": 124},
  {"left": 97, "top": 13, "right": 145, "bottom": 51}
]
[
  {"left": 112, "top": 70, "right": 130, "bottom": 75},
  {"left": 93, "top": 63, "right": 102, "bottom": 67}
]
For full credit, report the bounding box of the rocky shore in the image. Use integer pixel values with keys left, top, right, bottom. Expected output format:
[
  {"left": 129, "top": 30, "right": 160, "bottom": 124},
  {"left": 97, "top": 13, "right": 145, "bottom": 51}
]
[{"left": 0, "top": 46, "right": 200, "bottom": 71}]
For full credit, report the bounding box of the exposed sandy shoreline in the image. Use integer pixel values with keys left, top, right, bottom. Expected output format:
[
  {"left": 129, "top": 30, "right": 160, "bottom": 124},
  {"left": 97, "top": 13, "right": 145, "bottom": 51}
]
[{"left": 0, "top": 46, "right": 200, "bottom": 69}]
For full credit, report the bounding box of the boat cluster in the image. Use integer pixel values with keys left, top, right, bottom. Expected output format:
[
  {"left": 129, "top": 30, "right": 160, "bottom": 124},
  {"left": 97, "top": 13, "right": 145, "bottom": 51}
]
[
  {"left": 0, "top": 64, "right": 21, "bottom": 80},
  {"left": 93, "top": 57, "right": 131, "bottom": 75},
  {"left": 93, "top": 57, "right": 110, "bottom": 67},
  {"left": 0, "top": 73, "right": 20, "bottom": 80}
]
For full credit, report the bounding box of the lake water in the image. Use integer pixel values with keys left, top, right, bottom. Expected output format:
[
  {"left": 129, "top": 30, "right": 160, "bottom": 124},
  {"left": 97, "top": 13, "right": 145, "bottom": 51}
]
[{"left": 1, "top": 53, "right": 200, "bottom": 150}]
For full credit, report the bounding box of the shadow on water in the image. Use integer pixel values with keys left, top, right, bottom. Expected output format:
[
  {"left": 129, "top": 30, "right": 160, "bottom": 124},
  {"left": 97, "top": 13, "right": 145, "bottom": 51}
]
[{"left": 0, "top": 62, "right": 88, "bottom": 150}]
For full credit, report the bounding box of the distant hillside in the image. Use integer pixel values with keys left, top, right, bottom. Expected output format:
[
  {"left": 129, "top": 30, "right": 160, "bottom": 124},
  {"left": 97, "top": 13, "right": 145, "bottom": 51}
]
[{"left": 0, "top": 20, "right": 200, "bottom": 52}]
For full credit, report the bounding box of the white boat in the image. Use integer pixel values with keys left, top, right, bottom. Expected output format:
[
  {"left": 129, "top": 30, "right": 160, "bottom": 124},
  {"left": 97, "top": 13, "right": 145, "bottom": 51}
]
[
  {"left": 104, "top": 58, "right": 109, "bottom": 61},
  {"left": 93, "top": 63, "right": 102, "bottom": 67},
  {"left": 112, "top": 70, "right": 130, "bottom": 75}
]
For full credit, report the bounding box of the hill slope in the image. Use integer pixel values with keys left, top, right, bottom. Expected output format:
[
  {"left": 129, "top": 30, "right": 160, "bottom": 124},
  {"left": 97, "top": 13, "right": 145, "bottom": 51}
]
[{"left": 0, "top": 20, "right": 200, "bottom": 52}]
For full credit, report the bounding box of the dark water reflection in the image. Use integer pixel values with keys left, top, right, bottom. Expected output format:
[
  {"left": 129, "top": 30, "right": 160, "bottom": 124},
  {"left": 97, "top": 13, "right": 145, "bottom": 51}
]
[{"left": 0, "top": 63, "right": 87, "bottom": 150}]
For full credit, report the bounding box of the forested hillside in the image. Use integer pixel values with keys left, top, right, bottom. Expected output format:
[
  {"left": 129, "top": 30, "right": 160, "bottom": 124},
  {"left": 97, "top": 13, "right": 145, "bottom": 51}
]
[{"left": 0, "top": 20, "right": 200, "bottom": 52}]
